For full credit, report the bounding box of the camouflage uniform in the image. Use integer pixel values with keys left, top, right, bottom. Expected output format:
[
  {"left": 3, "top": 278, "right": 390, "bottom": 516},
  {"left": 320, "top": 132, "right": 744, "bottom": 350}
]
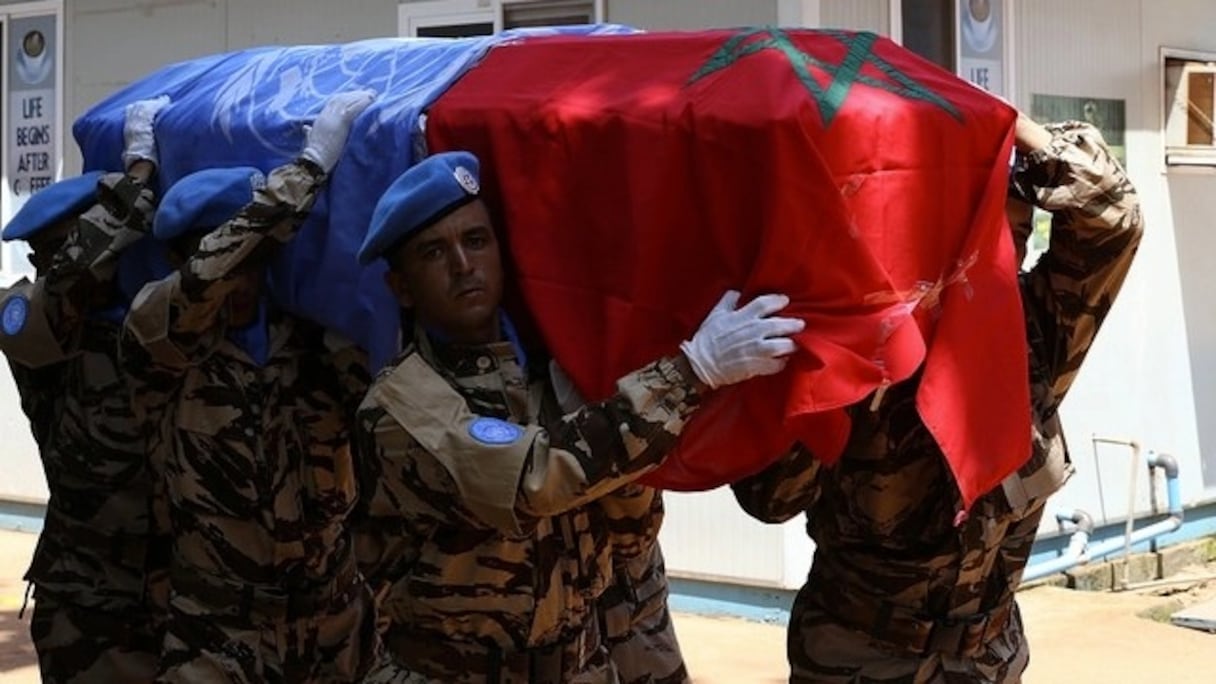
[
  {"left": 598, "top": 486, "right": 689, "bottom": 684},
  {"left": 127, "top": 160, "right": 401, "bottom": 683},
  {"left": 0, "top": 172, "right": 169, "bottom": 683},
  {"left": 353, "top": 327, "right": 703, "bottom": 683},
  {"left": 732, "top": 122, "right": 1143, "bottom": 683}
]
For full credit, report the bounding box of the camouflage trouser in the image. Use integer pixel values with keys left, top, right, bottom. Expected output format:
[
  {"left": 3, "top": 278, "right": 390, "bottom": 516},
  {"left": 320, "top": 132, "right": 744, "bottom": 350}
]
[
  {"left": 383, "top": 616, "right": 618, "bottom": 684},
  {"left": 786, "top": 504, "right": 1046, "bottom": 684},
  {"left": 30, "top": 592, "right": 164, "bottom": 684},
  {"left": 158, "top": 565, "right": 397, "bottom": 683},
  {"left": 786, "top": 598, "right": 1029, "bottom": 683},
  {"left": 600, "top": 544, "right": 689, "bottom": 684}
]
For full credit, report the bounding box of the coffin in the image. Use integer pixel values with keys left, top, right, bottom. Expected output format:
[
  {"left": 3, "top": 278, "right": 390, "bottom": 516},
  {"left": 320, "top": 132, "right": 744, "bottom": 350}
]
[{"left": 74, "top": 27, "right": 1027, "bottom": 505}]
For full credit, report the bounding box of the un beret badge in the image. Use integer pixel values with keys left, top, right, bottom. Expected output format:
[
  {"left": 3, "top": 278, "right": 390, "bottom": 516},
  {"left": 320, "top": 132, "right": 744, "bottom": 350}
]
[{"left": 454, "top": 166, "right": 479, "bottom": 195}]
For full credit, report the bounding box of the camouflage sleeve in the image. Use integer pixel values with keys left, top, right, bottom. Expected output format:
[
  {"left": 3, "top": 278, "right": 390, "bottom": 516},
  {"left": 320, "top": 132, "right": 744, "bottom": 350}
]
[
  {"left": 730, "top": 443, "right": 821, "bottom": 524},
  {"left": 0, "top": 173, "right": 154, "bottom": 367},
  {"left": 363, "top": 352, "right": 703, "bottom": 536},
  {"left": 125, "top": 160, "right": 326, "bottom": 367},
  {"left": 519, "top": 355, "right": 702, "bottom": 517},
  {"left": 599, "top": 483, "right": 663, "bottom": 562},
  {"left": 1012, "top": 122, "right": 1144, "bottom": 405}
]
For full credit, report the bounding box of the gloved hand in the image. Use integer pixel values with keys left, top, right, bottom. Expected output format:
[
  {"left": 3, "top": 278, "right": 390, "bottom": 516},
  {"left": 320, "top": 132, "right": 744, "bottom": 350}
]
[
  {"left": 679, "top": 290, "right": 804, "bottom": 390},
  {"left": 549, "top": 360, "right": 587, "bottom": 414},
  {"left": 300, "top": 90, "right": 377, "bottom": 173},
  {"left": 121, "top": 95, "right": 170, "bottom": 170}
]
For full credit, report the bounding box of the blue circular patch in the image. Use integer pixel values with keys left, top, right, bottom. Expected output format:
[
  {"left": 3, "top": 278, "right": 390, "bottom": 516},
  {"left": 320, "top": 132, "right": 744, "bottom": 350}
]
[
  {"left": 2, "top": 295, "right": 29, "bottom": 336},
  {"left": 468, "top": 417, "right": 524, "bottom": 445}
]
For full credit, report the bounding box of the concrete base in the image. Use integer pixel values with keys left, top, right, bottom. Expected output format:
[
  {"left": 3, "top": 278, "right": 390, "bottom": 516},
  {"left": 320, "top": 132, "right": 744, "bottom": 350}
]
[{"left": 1023, "top": 537, "right": 1216, "bottom": 592}]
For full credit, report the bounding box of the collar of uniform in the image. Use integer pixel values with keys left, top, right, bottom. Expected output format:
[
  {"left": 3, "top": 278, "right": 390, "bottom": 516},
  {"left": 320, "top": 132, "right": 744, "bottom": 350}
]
[{"left": 414, "top": 310, "right": 528, "bottom": 378}]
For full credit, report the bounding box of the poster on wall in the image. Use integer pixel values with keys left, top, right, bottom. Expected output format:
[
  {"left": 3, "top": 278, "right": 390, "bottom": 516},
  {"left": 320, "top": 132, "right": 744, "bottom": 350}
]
[
  {"left": 957, "top": 0, "right": 1004, "bottom": 97},
  {"left": 6, "top": 14, "right": 58, "bottom": 276},
  {"left": 1023, "top": 94, "right": 1127, "bottom": 262},
  {"left": 1031, "top": 94, "right": 1127, "bottom": 164}
]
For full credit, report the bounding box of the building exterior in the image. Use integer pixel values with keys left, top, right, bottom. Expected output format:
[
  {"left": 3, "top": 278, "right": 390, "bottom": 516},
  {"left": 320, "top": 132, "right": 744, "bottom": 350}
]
[{"left": 0, "top": 0, "right": 1214, "bottom": 605}]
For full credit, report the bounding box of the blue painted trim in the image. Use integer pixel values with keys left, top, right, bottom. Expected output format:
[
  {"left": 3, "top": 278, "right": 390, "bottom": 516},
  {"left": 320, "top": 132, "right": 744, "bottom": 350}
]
[
  {"left": 667, "top": 577, "right": 795, "bottom": 626},
  {"left": 676, "top": 504, "right": 1216, "bottom": 623},
  {"left": 1028, "top": 500, "right": 1216, "bottom": 567},
  {"left": 0, "top": 499, "right": 43, "bottom": 534}
]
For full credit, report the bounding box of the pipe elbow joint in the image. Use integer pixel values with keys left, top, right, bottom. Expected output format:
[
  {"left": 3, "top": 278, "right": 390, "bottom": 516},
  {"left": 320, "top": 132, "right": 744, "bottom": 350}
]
[
  {"left": 1071, "top": 508, "right": 1095, "bottom": 534},
  {"left": 1148, "top": 451, "right": 1180, "bottom": 479},
  {"left": 1056, "top": 509, "right": 1095, "bottom": 534}
]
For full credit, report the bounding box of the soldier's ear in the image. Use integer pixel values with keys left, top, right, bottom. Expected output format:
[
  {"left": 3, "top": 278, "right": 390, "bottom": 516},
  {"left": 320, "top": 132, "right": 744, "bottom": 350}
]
[{"left": 384, "top": 270, "right": 415, "bottom": 308}]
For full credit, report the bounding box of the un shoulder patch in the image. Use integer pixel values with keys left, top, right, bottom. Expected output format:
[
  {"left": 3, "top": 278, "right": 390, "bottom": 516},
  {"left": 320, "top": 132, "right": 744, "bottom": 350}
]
[
  {"left": 468, "top": 417, "right": 523, "bottom": 445},
  {"left": 2, "top": 295, "right": 29, "bottom": 336}
]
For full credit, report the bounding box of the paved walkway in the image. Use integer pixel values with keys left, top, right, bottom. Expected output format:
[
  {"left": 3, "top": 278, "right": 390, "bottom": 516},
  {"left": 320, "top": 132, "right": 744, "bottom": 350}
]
[{"left": 1, "top": 529, "right": 1213, "bottom": 683}]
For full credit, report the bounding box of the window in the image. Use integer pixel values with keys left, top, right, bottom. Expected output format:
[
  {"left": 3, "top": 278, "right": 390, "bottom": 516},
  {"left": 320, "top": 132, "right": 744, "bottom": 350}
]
[
  {"left": 1164, "top": 50, "right": 1216, "bottom": 166},
  {"left": 502, "top": 0, "right": 593, "bottom": 28},
  {"left": 896, "top": 0, "right": 1008, "bottom": 98},
  {"left": 901, "top": 0, "right": 955, "bottom": 71},
  {"left": 399, "top": 0, "right": 599, "bottom": 39},
  {"left": 416, "top": 21, "right": 494, "bottom": 38}
]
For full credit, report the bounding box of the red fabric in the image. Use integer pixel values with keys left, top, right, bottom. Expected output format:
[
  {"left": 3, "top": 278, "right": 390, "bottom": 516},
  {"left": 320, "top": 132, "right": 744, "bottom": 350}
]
[{"left": 426, "top": 29, "right": 1028, "bottom": 508}]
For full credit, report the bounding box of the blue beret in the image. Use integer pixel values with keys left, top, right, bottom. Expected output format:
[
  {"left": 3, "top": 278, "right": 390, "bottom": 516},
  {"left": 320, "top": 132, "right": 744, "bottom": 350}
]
[
  {"left": 358, "top": 151, "right": 481, "bottom": 265},
  {"left": 2, "top": 171, "right": 105, "bottom": 241},
  {"left": 153, "top": 166, "right": 265, "bottom": 241}
]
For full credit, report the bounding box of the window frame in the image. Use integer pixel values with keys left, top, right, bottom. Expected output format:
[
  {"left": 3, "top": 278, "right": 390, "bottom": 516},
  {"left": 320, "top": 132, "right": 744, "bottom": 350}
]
[
  {"left": 397, "top": 0, "right": 604, "bottom": 38},
  {"left": 1162, "top": 46, "right": 1216, "bottom": 167}
]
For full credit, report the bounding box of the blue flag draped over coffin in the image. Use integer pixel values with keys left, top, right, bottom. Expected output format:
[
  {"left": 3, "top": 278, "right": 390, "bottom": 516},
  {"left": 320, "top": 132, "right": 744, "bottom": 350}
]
[{"left": 73, "top": 25, "right": 638, "bottom": 369}]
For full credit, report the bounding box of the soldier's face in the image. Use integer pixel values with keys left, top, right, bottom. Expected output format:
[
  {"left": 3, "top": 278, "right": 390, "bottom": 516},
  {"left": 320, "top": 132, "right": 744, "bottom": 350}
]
[
  {"left": 385, "top": 199, "right": 504, "bottom": 345},
  {"left": 167, "top": 232, "right": 262, "bottom": 326},
  {"left": 26, "top": 219, "right": 74, "bottom": 276},
  {"left": 166, "top": 233, "right": 204, "bottom": 269}
]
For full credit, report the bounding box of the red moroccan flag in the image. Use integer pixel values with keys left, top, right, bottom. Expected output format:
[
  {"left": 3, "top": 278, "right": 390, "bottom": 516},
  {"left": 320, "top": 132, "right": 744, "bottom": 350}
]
[{"left": 426, "top": 29, "right": 1028, "bottom": 509}]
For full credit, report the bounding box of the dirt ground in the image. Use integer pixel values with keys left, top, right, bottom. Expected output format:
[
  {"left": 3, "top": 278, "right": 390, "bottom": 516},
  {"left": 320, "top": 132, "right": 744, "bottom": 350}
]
[{"left": 1, "top": 529, "right": 1213, "bottom": 683}]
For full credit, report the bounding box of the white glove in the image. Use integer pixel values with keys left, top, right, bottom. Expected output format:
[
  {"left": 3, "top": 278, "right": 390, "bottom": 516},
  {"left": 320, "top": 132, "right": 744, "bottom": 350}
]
[
  {"left": 549, "top": 360, "right": 587, "bottom": 414},
  {"left": 121, "top": 95, "right": 170, "bottom": 170},
  {"left": 300, "top": 90, "right": 376, "bottom": 173},
  {"left": 679, "top": 290, "right": 804, "bottom": 390}
]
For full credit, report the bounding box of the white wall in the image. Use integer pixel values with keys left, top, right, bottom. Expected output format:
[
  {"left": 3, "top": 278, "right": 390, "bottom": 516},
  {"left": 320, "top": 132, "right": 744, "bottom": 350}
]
[
  {"left": 1012, "top": 0, "right": 1216, "bottom": 532},
  {"left": 1144, "top": 1, "right": 1216, "bottom": 496},
  {"left": 0, "top": 363, "right": 45, "bottom": 502}
]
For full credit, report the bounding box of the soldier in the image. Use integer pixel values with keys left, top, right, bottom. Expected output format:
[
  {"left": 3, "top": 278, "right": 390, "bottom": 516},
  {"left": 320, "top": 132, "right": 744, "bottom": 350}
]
[
  {"left": 352, "top": 150, "right": 804, "bottom": 682},
  {"left": 124, "top": 90, "right": 409, "bottom": 683},
  {"left": 0, "top": 96, "right": 171, "bottom": 683},
  {"left": 731, "top": 114, "right": 1143, "bottom": 682}
]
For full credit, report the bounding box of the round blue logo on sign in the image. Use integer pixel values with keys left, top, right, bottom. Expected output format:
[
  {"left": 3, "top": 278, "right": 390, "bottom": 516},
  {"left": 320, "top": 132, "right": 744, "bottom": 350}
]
[
  {"left": 2, "top": 295, "right": 29, "bottom": 336},
  {"left": 468, "top": 417, "right": 524, "bottom": 445}
]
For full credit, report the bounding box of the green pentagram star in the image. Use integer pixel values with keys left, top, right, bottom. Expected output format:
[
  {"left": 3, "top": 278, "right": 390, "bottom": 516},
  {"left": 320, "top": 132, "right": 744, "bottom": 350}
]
[{"left": 688, "top": 28, "right": 963, "bottom": 127}]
